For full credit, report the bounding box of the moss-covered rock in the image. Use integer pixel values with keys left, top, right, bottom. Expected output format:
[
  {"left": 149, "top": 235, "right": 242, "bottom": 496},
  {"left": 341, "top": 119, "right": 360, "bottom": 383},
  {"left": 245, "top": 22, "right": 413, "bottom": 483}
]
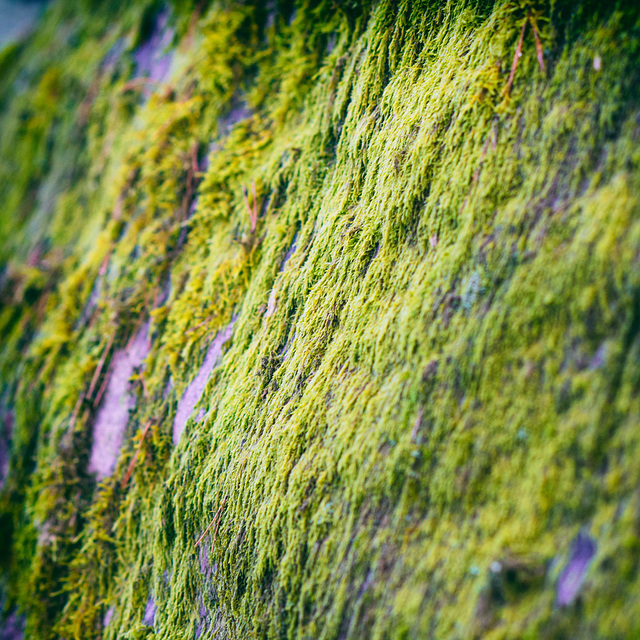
[{"left": 1, "top": 1, "right": 640, "bottom": 638}]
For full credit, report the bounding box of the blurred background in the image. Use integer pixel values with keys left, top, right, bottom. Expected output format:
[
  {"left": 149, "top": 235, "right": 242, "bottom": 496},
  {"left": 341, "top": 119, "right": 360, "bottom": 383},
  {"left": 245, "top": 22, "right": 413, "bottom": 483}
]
[{"left": 0, "top": 0, "right": 48, "bottom": 49}]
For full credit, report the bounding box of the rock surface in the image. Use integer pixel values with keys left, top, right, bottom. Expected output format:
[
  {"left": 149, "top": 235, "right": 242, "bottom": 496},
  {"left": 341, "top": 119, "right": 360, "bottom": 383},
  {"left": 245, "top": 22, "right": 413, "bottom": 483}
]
[{"left": 1, "top": 1, "right": 640, "bottom": 639}]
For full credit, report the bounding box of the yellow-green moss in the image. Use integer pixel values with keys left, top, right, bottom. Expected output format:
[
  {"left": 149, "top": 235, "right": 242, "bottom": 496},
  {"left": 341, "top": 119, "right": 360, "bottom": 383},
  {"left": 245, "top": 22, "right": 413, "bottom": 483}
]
[{"left": 2, "top": 1, "right": 640, "bottom": 639}]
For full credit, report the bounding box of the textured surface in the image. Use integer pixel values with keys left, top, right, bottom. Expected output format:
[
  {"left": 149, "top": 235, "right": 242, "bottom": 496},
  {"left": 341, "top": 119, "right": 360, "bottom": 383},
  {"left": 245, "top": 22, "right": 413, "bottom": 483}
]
[
  {"left": 89, "top": 323, "right": 150, "bottom": 478},
  {"left": 1, "top": 1, "right": 640, "bottom": 639}
]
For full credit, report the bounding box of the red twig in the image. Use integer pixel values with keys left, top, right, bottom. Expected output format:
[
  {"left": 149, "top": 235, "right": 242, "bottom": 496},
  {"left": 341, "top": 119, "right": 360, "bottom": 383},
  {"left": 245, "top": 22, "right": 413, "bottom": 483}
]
[
  {"left": 242, "top": 182, "right": 259, "bottom": 234},
  {"left": 88, "top": 334, "right": 115, "bottom": 400},
  {"left": 69, "top": 391, "right": 86, "bottom": 433},
  {"left": 191, "top": 142, "right": 199, "bottom": 176},
  {"left": 503, "top": 19, "right": 527, "bottom": 96},
  {"left": 126, "top": 315, "right": 146, "bottom": 351},
  {"left": 529, "top": 13, "right": 545, "bottom": 73},
  {"left": 140, "top": 375, "right": 150, "bottom": 401},
  {"left": 185, "top": 0, "right": 206, "bottom": 48},
  {"left": 120, "top": 78, "right": 159, "bottom": 93},
  {"left": 121, "top": 419, "right": 153, "bottom": 489},
  {"left": 252, "top": 181, "right": 258, "bottom": 233},
  {"left": 181, "top": 143, "right": 201, "bottom": 220},
  {"left": 79, "top": 77, "right": 100, "bottom": 127},
  {"left": 99, "top": 252, "right": 111, "bottom": 276},
  {"left": 194, "top": 496, "right": 227, "bottom": 548},
  {"left": 185, "top": 313, "right": 218, "bottom": 335},
  {"left": 93, "top": 366, "right": 113, "bottom": 408}
]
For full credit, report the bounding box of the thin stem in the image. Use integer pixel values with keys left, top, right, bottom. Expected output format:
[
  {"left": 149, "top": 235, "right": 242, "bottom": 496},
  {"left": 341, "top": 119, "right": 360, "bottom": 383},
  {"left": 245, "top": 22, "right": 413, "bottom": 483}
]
[
  {"left": 503, "top": 19, "right": 527, "bottom": 96},
  {"left": 529, "top": 13, "right": 545, "bottom": 73},
  {"left": 195, "top": 497, "right": 228, "bottom": 548}
]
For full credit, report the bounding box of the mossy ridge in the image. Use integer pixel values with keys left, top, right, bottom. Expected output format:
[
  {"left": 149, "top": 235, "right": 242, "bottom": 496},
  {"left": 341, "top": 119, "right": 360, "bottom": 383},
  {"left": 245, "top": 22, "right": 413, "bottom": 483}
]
[{"left": 0, "top": 0, "right": 639, "bottom": 639}]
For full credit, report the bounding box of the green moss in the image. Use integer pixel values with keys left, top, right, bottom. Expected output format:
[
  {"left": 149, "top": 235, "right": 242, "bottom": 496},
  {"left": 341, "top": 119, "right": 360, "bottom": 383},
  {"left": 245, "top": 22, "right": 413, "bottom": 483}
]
[{"left": 1, "top": 0, "right": 640, "bottom": 638}]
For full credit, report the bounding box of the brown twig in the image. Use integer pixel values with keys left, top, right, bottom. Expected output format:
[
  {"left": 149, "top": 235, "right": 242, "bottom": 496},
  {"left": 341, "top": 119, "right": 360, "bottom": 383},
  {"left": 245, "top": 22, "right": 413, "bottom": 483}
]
[
  {"left": 93, "top": 366, "right": 113, "bottom": 408},
  {"left": 239, "top": 182, "right": 263, "bottom": 251},
  {"left": 181, "top": 143, "right": 201, "bottom": 220},
  {"left": 140, "top": 375, "right": 151, "bottom": 401},
  {"left": 121, "top": 419, "right": 154, "bottom": 489},
  {"left": 185, "top": 313, "right": 218, "bottom": 335},
  {"left": 126, "top": 315, "right": 146, "bottom": 351},
  {"left": 503, "top": 19, "right": 527, "bottom": 96},
  {"left": 242, "top": 182, "right": 259, "bottom": 234},
  {"left": 252, "top": 181, "right": 258, "bottom": 233},
  {"left": 528, "top": 13, "right": 545, "bottom": 73},
  {"left": 99, "top": 252, "right": 111, "bottom": 276},
  {"left": 113, "top": 168, "right": 139, "bottom": 220},
  {"left": 411, "top": 406, "right": 424, "bottom": 443},
  {"left": 191, "top": 141, "right": 199, "bottom": 176},
  {"left": 120, "top": 78, "right": 159, "bottom": 93},
  {"left": 210, "top": 500, "right": 226, "bottom": 547},
  {"left": 88, "top": 334, "right": 116, "bottom": 400},
  {"left": 185, "top": 0, "right": 206, "bottom": 48},
  {"left": 194, "top": 496, "right": 227, "bottom": 548},
  {"left": 78, "top": 77, "right": 101, "bottom": 127},
  {"left": 69, "top": 391, "right": 86, "bottom": 433}
]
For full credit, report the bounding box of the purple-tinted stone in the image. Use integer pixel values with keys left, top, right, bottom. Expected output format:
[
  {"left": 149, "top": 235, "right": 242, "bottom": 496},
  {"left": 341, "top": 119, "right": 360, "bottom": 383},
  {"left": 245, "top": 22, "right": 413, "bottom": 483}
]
[
  {"left": 0, "top": 610, "right": 25, "bottom": 640},
  {"left": 133, "top": 9, "right": 174, "bottom": 86},
  {"left": 103, "top": 606, "right": 115, "bottom": 629},
  {"left": 281, "top": 234, "right": 297, "bottom": 270},
  {"left": 198, "top": 536, "right": 214, "bottom": 579},
  {"left": 162, "top": 375, "right": 173, "bottom": 400},
  {"left": 589, "top": 343, "right": 607, "bottom": 371},
  {"left": 156, "top": 273, "right": 172, "bottom": 308},
  {"left": 143, "top": 596, "right": 156, "bottom": 627},
  {"left": 195, "top": 604, "right": 209, "bottom": 639},
  {"left": 217, "top": 102, "right": 253, "bottom": 138},
  {"left": 172, "top": 319, "right": 236, "bottom": 445},
  {"left": 89, "top": 323, "right": 150, "bottom": 479},
  {"left": 102, "top": 38, "right": 125, "bottom": 71},
  {"left": 556, "top": 532, "right": 596, "bottom": 607},
  {"left": 265, "top": 236, "right": 298, "bottom": 320},
  {"left": 188, "top": 197, "right": 199, "bottom": 218},
  {"left": 0, "top": 0, "right": 44, "bottom": 49},
  {"left": 0, "top": 409, "right": 13, "bottom": 489},
  {"left": 78, "top": 276, "right": 101, "bottom": 326}
]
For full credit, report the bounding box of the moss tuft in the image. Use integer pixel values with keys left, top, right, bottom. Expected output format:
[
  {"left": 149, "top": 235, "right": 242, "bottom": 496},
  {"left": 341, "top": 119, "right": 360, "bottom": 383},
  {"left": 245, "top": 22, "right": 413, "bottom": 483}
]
[{"left": 1, "top": 1, "right": 640, "bottom": 638}]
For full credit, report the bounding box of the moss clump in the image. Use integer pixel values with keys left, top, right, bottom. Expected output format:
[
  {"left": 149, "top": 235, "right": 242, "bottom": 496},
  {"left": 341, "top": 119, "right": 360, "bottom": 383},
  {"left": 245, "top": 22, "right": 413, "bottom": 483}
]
[{"left": 1, "top": 0, "right": 640, "bottom": 638}]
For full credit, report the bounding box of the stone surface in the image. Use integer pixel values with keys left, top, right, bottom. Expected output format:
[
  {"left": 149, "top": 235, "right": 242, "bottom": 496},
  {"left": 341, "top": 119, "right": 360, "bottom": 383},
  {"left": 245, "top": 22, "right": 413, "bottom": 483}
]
[
  {"left": 89, "top": 324, "right": 150, "bottom": 479},
  {"left": 173, "top": 320, "right": 236, "bottom": 445},
  {"left": 557, "top": 533, "right": 597, "bottom": 607}
]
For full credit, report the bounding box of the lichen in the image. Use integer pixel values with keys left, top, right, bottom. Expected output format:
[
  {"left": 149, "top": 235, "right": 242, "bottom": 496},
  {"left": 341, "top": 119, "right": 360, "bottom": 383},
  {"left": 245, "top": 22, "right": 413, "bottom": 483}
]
[{"left": 1, "top": 1, "right": 640, "bottom": 639}]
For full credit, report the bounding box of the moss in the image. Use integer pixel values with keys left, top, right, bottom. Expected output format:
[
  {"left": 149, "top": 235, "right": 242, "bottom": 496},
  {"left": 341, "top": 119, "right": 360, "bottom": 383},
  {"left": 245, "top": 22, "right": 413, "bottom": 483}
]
[{"left": 1, "top": 0, "right": 640, "bottom": 638}]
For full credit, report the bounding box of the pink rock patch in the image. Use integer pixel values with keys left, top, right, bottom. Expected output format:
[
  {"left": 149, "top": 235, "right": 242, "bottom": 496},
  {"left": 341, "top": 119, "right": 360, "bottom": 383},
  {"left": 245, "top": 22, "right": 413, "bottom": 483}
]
[
  {"left": 133, "top": 9, "right": 174, "bottom": 86},
  {"left": 0, "top": 609, "right": 25, "bottom": 640},
  {"left": 0, "top": 409, "right": 13, "bottom": 489},
  {"left": 89, "top": 324, "right": 150, "bottom": 479},
  {"left": 556, "top": 532, "right": 596, "bottom": 607},
  {"left": 172, "top": 321, "right": 235, "bottom": 445}
]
